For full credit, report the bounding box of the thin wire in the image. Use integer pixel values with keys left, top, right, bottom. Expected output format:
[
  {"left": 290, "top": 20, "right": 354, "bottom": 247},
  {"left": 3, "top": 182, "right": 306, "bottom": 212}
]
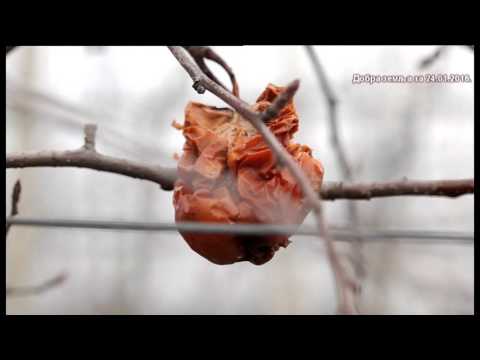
[{"left": 5, "top": 217, "right": 474, "bottom": 244}]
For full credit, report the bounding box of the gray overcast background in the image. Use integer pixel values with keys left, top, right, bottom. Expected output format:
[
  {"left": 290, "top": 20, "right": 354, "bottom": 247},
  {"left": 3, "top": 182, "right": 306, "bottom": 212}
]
[{"left": 6, "top": 46, "right": 474, "bottom": 314}]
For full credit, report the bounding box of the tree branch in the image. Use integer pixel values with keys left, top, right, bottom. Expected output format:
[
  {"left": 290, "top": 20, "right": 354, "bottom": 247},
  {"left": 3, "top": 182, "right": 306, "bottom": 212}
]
[
  {"left": 418, "top": 46, "right": 448, "bottom": 69},
  {"left": 322, "top": 179, "right": 474, "bottom": 200},
  {"left": 184, "top": 46, "right": 239, "bottom": 97},
  {"left": 168, "top": 45, "right": 358, "bottom": 314},
  {"left": 305, "top": 47, "right": 352, "bottom": 178},
  {"left": 419, "top": 45, "right": 473, "bottom": 69},
  {"left": 260, "top": 80, "right": 300, "bottom": 124},
  {"left": 306, "top": 45, "right": 365, "bottom": 306},
  {"left": 6, "top": 152, "right": 473, "bottom": 200},
  {"left": 6, "top": 124, "right": 178, "bottom": 191}
]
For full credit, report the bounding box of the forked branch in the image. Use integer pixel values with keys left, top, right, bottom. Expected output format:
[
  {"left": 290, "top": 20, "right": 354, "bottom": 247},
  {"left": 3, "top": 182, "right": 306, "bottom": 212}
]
[
  {"left": 168, "top": 45, "right": 358, "bottom": 314},
  {"left": 184, "top": 46, "right": 239, "bottom": 97}
]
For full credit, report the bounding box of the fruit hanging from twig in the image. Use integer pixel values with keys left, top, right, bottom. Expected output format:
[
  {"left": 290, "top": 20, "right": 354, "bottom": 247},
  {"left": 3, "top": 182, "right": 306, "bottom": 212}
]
[{"left": 173, "top": 84, "right": 324, "bottom": 265}]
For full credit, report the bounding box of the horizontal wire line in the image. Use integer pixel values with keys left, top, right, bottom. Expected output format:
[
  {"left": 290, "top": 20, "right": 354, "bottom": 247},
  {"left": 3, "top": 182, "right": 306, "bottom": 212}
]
[{"left": 5, "top": 217, "right": 474, "bottom": 244}]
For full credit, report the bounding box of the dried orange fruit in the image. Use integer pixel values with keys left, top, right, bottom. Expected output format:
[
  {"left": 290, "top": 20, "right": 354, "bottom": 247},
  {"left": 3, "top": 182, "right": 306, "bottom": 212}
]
[{"left": 173, "top": 84, "right": 324, "bottom": 265}]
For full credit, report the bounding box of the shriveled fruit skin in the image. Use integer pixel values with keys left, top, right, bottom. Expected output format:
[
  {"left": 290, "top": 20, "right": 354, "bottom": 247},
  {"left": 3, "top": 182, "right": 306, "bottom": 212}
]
[{"left": 173, "top": 84, "right": 324, "bottom": 265}]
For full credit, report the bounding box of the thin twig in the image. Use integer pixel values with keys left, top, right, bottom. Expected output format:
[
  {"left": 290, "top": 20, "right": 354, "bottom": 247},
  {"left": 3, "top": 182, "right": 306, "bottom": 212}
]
[
  {"left": 83, "top": 124, "right": 97, "bottom": 151},
  {"left": 6, "top": 272, "right": 67, "bottom": 297},
  {"left": 6, "top": 180, "right": 22, "bottom": 237},
  {"left": 306, "top": 45, "right": 365, "bottom": 304},
  {"left": 418, "top": 46, "right": 448, "bottom": 69},
  {"left": 419, "top": 45, "right": 473, "bottom": 69},
  {"left": 305, "top": 47, "right": 352, "bottom": 178},
  {"left": 5, "top": 180, "right": 67, "bottom": 297},
  {"left": 168, "top": 45, "right": 358, "bottom": 314},
  {"left": 6, "top": 124, "right": 178, "bottom": 191},
  {"left": 9, "top": 181, "right": 21, "bottom": 216},
  {"left": 260, "top": 79, "right": 300, "bottom": 124},
  {"left": 184, "top": 46, "right": 239, "bottom": 97}
]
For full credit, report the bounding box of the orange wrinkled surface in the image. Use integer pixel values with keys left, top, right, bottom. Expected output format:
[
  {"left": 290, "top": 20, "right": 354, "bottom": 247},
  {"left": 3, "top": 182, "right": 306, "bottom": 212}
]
[{"left": 173, "top": 84, "right": 324, "bottom": 265}]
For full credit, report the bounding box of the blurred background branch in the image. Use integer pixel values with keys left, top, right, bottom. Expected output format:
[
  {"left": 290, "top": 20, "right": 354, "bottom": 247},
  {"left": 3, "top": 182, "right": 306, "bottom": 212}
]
[
  {"left": 418, "top": 46, "right": 448, "bottom": 69},
  {"left": 305, "top": 46, "right": 365, "bottom": 309},
  {"left": 6, "top": 272, "right": 67, "bottom": 297},
  {"left": 6, "top": 180, "right": 21, "bottom": 236},
  {"left": 418, "top": 45, "right": 473, "bottom": 69},
  {"left": 6, "top": 179, "right": 67, "bottom": 297}
]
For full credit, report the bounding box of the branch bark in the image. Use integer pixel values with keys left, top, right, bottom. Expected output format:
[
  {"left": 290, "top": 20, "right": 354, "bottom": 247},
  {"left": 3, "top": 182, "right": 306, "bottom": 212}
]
[
  {"left": 322, "top": 179, "right": 474, "bottom": 199},
  {"left": 6, "top": 152, "right": 473, "bottom": 200},
  {"left": 184, "top": 46, "right": 239, "bottom": 97},
  {"left": 6, "top": 125, "right": 178, "bottom": 191}
]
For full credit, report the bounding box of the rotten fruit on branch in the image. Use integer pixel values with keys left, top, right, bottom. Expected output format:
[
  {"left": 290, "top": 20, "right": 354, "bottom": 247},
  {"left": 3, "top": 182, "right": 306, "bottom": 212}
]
[{"left": 173, "top": 84, "right": 324, "bottom": 265}]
